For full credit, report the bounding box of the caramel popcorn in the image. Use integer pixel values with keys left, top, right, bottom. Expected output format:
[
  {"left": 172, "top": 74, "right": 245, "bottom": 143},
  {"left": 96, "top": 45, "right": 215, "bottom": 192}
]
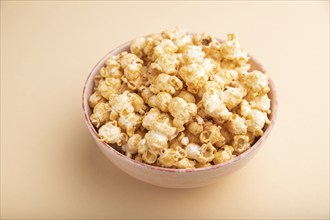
[
  {"left": 168, "top": 97, "right": 197, "bottom": 131},
  {"left": 98, "top": 121, "right": 126, "bottom": 146},
  {"left": 149, "top": 74, "right": 183, "bottom": 94},
  {"left": 89, "top": 27, "right": 272, "bottom": 169},
  {"left": 213, "top": 145, "right": 235, "bottom": 164},
  {"left": 90, "top": 102, "right": 110, "bottom": 128},
  {"left": 89, "top": 91, "right": 106, "bottom": 109}
]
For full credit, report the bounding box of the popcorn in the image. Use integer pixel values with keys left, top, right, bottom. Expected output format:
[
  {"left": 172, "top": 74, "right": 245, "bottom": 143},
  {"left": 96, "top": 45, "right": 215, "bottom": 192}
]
[
  {"left": 153, "top": 53, "right": 180, "bottom": 75},
  {"left": 220, "top": 125, "right": 234, "bottom": 144},
  {"left": 145, "top": 130, "right": 169, "bottom": 154},
  {"left": 179, "top": 63, "right": 209, "bottom": 94},
  {"left": 119, "top": 53, "right": 142, "bottom": 69},
  {"left": 140, "top": 87, "right": 155, "bottom": 105},
  {"left": 191, "top": 33, "right": 212, "bottom": 46},
  {"left": 149, "top": 74, "right": 183, "bottom": 94},
  {"left": 198, "top": 143, "right": 217, "bottom": 163},
  {"left": 98, "top": 121, "right": 126, "bottom": 146},
  {"left": 198, "top": 80, "right": 223, "bottom": 97},
  {"left": 134, "top": 154, "right": 143, "bottom": 162},
  {"left": 157, "top": 146, "right": 187, "bottom": 168},
  {"left": 169, "top": 134, "right": 184, "bottom": 149},
  {"left": 215, "top": 69, "right": 238, "bottom": 86},
  {"left": 89, "top": 28, "right": 272, "bottom": 169},
  {"left": 127, "top": 93, "right": 148, "bottom": 114},
  {"left": 232, "top": 135, "right": 250, "bottom": 153},
  {"left": 90, "top": 102, "right": 110, "bottom": 128},
  {"left": 142, "top": 108, "right": 177, "bottom": 137},
  {"left": 245, "top": 109, "right": 270, "bottom": 136},
  {"left": 202, "top": 89, "right": 232, "bottom": 120},
  {"left": 238, "top": 100, "right": 270, "bottom": 136},
  {"left": 177, "top": 91, "right": 196, "bottom": 103},
  {"left": 223, "top": 86, "right": 247, "bottom": 110},
  {"left": 213, "top": 145, "right": 235, "bottom": 164},
  {"left": 118, "top": 53, "right": 147, "bottom": 91},
  {"left": 153, "top": 39, "right": 178, "bottom": 57},
  {"left": 146, "top": 65, "right": 161, "bottom": 84},
  {"left": 203, "top": 58, "right": 220, "bottom": 75},
  {"left": 93, "top": 75, "right": 103, "bottom": 91},
  {"left": 175, "top": 158, "right": 196, "bottom": 169},
  {"left": 100, "top": 56, "right": 122, "bottom": 79},
  {"left": 137, "top": 138, "right": 148, "bottom": 154},
  {"left": 196, "top": 34, "right": 222, "bottom": 61},
  {"left": 161, "top": 27, "right": 192, "bottom": 49},
  {"left": 180, "top": 137, "right": 189, "bottom": 146},
  {"left": 97, "top": 77, "right": 122, "bottom": 99},
  {"left": 185, "top": 143, "right": 201, "bottom": 160},
  {"left": 143, "top": 35, "right": 161, "bottom": 58},
  {"left": 88, "top": 91, "right": 106, "bottom": 109},
  {"left": 142, "top": 150, "right": 158, "bottom": 164},
  {"left": 184, "top": 129, "right": 202, "bottom": 145},
  {"left": 168, "top": 97, "right": 197, "bottom": 131},
  {"left": 249, "top": 94, "right": 271, "bottom": 114},
  {"left": 118, "top": 110, "right": 142, "bottom": 136},
  {"left": 220, "top": 33, "right": 250, "bottom": 70},
  {"left": 227, "top": 114, "right": 247, "bottom": 135},
  {"left": 124, "top": 62, "right": 143, "bottom": 82},
  {"left": 185, "top": 143, "right": 216, "bottom": 163},
  {"left": 200, "top": 124, "right": 224, "bottom": 145},
  {"left": 188, "top": 121, "right": 203, "bottom": 135},
  {"left": 155, "top": 92, "right": 172, "bottom": 112},
  {"left": 142, "top": 108, "right": 161, "bottom": 129},
  {"left": 124, "top": 134, "right": 142, "bottom": 155},
  {"left": 243, "top": 70, "right": 270, "bottom": 95},
  {"left": 239, "top": 99, "right": 252, "bottom": 118},
  {"left": 196, "top": 162, "right": 212, "bottom": 168},
  {"left": 182, "top": 45, "right": 205, "bottom": 63},
  {"left": 130, "top": 37, "right": 146, "bottom": 58},
  {"left": 109, "top": 91, "right": 134, "bottom": 115}
]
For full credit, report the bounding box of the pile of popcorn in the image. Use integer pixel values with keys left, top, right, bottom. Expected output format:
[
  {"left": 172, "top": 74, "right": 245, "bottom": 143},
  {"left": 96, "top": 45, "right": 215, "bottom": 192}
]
[{"left": 89, "top": 28, "right": 271, "bottom": 169}]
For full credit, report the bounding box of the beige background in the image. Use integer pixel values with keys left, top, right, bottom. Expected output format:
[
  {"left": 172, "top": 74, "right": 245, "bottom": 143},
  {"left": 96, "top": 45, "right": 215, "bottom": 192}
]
[{"left": 1, "top": 1, "right": 329, "bottom": 219}]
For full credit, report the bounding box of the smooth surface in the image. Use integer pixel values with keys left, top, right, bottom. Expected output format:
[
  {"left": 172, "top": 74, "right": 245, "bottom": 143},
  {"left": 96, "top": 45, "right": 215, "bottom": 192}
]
[{"left": 1, "top": 1, "right": 329, "bottom": 219}]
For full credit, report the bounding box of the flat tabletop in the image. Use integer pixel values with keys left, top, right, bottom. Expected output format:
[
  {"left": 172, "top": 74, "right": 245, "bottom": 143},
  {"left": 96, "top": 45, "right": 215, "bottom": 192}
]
[{"left": 1, "top": 1, "right": 329, "bottom": 219}]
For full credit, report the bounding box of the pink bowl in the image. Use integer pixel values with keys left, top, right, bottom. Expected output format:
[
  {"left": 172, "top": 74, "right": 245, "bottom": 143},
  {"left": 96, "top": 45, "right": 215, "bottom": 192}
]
[{"left": 82, "top": 38, "right": 278, "bottom": 188}]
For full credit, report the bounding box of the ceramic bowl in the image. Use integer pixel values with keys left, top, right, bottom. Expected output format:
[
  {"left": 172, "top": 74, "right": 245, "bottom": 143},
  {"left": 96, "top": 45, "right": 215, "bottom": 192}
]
[{"left": 82, "top": 37, "right": 278, "bottom": 188}]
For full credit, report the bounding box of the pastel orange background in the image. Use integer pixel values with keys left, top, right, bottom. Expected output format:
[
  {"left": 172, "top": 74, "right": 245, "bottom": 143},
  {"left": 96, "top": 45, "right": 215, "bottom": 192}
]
[{"left": 1, "top": 1, "right": 329, "bottom": 219}]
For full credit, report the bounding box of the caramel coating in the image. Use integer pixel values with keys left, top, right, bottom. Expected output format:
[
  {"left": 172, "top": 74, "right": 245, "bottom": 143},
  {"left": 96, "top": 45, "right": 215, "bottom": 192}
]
[{"left": 89, "top": 27, "right": 271, "bottom": 169}]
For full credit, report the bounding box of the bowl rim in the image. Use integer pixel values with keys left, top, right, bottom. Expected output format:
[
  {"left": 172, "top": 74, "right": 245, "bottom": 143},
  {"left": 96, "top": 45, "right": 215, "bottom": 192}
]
[{"left": 82, "top": 36, "right": 278, "bottom": 173}]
